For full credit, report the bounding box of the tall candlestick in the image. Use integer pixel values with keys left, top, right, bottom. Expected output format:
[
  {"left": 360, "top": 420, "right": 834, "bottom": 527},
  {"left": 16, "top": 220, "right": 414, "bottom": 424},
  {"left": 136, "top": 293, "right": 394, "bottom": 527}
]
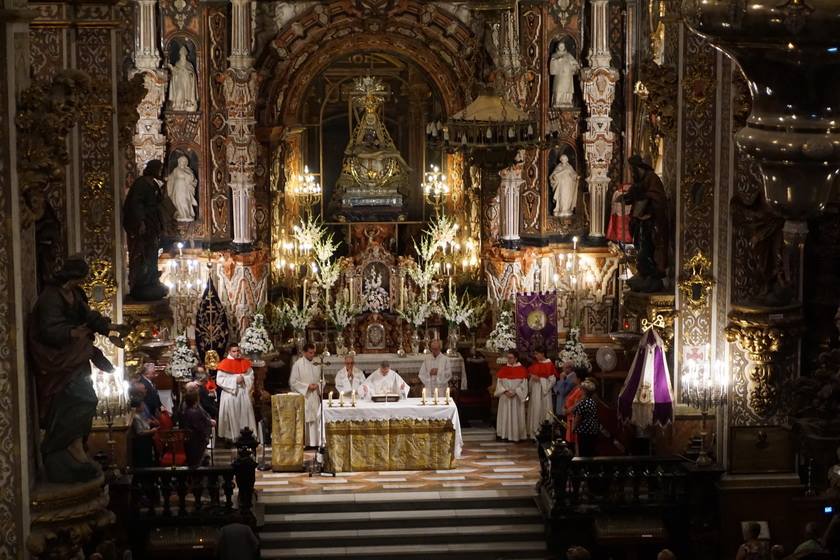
[
  {"left": 445, "top": 387, "right": 450, "bottom": 405},
  {"left": 303, "top": 278, "right": 308, "bottom": 307},
  {"left": 421, "top": 387, "right": 427, "bottom": 405},
  {"left": 433, "top": 387, "right": 439, "bottom": 405},
  {"left": 328, "top": 391, "right": 334, "bottom": 408},
  {"left": 339, "top": 391, "right": 344, "bottom": 407},
  {"left": 448, "top": 275, "right": 453, "bottom": 296},
  {"left": 351, "top": 389, "right": 356, "bottom": 407}
]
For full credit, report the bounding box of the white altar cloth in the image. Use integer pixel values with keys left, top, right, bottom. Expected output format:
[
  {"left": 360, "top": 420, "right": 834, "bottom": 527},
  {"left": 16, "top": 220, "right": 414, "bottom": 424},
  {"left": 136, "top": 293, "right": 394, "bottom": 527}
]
[{"left": 323, "top": 398, "right": 463, "bottom": 459}]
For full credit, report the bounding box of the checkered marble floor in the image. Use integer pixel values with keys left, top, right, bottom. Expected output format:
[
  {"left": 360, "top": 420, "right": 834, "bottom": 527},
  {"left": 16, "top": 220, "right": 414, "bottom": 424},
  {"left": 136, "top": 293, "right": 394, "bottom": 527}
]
[{"left": 211, "top": 425, "right": 540, "bottom": 495}]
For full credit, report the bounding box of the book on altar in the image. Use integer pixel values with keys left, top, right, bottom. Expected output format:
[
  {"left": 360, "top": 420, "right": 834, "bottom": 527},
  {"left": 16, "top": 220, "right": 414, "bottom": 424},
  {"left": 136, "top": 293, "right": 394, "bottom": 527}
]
[{"left": 371, "top": 393, "right": 401, "bottom": 403}]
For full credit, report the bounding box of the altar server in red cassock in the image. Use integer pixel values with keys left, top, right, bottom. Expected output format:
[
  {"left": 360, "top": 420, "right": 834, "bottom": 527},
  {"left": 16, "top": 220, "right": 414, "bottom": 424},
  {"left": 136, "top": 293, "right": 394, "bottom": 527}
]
[
  {"left": 495, "top": 350, "right": 529, "bottom": 442},
  {"left": 527, "top": 348, "right": 557, "bottom": 438},
  {"left": 215, "top": 344, "right": 257, "bottom": 441}
]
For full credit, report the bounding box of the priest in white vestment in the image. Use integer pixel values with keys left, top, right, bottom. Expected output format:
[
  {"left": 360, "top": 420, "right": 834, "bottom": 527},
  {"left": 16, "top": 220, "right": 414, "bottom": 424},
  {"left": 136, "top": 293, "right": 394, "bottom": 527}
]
[
  {"left": 334, "top": 355, "right": 366, "bottom": 395},
  {"left": 289, "top": 343, "right": 322, "bottom": 447},
  {"left": 526, "top": 348, "right": 558, "bottom": 438},
  {"left": 494, "top": 350, "right": 529, "bottom": 442},
  {"left": 215, "top": 345, "right": 257, "bottom": 441},
  {"left": 418, "top": 339, "right": 452, "bottom": 394},
  {"left": 360, "top": 361, "right": 409, "bottom": 401}
]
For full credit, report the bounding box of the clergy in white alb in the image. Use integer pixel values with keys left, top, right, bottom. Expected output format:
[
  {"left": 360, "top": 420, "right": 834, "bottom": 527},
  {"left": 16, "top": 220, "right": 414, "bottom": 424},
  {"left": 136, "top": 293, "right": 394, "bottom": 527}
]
[
  {"left": 526, "top": 349, "right": 558, "bottom": 438},
  {"left": 289, "top": 343, "right": 322, "bottom": 447},
  {"left": 360, "top": 361, "right": 409, "bottom": 401},
  {"left": 215, "top": 345, "right": 257, "bottom": 441},
  {"left": 418, "top": 340, "right": 452, "bottom": 394},
  {"left": 494, "top": 351, "right": 529, "bottom": 442},
  {"left": 334, "top": 355, "right": 366, "bottom": 395}
]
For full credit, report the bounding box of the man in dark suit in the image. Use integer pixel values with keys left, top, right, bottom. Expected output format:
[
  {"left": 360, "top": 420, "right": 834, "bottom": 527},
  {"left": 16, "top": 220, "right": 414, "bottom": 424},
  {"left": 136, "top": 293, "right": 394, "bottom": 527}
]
[
  {"left": 137, "top": 362, "right": 164, "bottom": 418},
  {"left": 194, "top": 365, "right": 219, "bottom": 419}
]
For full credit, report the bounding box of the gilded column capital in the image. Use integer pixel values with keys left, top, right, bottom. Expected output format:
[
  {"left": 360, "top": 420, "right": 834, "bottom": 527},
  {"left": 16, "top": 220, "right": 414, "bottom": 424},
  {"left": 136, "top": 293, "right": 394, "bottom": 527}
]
[{"left": 725, "top": 304, "right": 802, "bottom": 417}]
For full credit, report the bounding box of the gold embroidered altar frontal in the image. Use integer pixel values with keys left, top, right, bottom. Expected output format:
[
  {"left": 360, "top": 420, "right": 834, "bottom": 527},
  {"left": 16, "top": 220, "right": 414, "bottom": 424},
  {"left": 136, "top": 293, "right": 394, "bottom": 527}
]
[
  {"left": 271, "top": 393, "right": 305, "bottom": 471},
  {"left": 326, "top": 419, "right": 456, "bottom": 472}
]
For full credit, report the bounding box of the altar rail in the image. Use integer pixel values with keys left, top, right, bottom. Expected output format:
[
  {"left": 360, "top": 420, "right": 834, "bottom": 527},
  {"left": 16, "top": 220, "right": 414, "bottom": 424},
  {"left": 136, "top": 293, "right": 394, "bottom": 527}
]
[
  {"left": 536, "top": 434, "right": 723, "bottom": 560},
  {"left": 128, "top": 429, "right": 258, "bottom": 558}
]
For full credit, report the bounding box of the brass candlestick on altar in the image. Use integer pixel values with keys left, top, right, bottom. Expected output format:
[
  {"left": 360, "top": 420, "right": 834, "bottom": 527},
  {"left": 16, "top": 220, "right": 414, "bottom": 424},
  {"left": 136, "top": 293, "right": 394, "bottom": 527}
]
[
  {"left": 433, "top": 387, "right": 439, "bottom": 405},
  {"left": 421, "top": 388, "right": 427, "bottom": 405}
]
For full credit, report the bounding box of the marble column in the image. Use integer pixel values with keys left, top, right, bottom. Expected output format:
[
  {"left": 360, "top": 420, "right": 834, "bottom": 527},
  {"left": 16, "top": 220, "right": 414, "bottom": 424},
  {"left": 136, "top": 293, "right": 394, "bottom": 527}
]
[
  {"left": 225, "top": 0, "right": 258, "bottom": 249},
  {"left": 131, "top": 0, "right": 167, "bottom": 171},
  {"left": 499, "top": 169, "right": 524, "bottom": 248},
  {"left": 580, "top": 0, "right": 619, "bottom": 242}
]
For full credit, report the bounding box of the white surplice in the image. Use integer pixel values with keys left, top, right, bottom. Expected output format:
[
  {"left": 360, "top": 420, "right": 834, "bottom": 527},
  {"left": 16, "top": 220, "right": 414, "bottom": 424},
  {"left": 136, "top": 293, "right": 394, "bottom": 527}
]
[
  {"left": 334, "top": 366, "right": 366, "bottom": 395},
  {"left": 216, "top": 369, "right": 257, "bottom": 440},
  {"left": 418, "top": 352, "right": 452, "bottom": 393},
  {"left": 360, "top": 369, "right": 409, "bottom": 401},
  {"left": 289, "top": 356, "right": 322, "bottom": 447},
  {"left": 527, "top": 373, "right": 556, "bottom": 438},
  {"left": 495, "top": 377, "right": 529, "bottom": 442}
]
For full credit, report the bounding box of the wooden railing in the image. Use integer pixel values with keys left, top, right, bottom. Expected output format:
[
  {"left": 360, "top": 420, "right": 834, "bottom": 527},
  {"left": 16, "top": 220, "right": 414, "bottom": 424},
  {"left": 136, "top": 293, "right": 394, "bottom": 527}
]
[{"left": 128, "top": 428, "right": 259, "bottom": 557}]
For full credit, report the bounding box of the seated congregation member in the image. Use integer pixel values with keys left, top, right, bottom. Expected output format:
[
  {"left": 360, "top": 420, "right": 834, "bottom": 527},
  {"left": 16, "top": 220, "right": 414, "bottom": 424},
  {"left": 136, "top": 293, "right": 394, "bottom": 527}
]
[
  {"left": 573, "top": 379, "right": 601, "bottom": 456},
  {"left": 289, "top": 343, "right": 322, "bottom": 447},
  {"left": 418, "top": 339, "right": 451, "bottom": 395},
  {"left": 360, "top": 361, "right": 409, "bottom": 400},
  {"left": 180, "top": 385, "right": 214, "bottom": 467},
  {"left": 494, "top": 350, "right": 528, "bottom": 442},
  {"left": 334, "top": 354, "right": 366, "bottom": 395},
  {"left": 129, "top": 397, "right": 158, "bottom": 468},
  {"left": 216, "top": 344, "right": 257, "bottom": 442},
  {"left": 527, "top": 348, "right": 557, "bottom": 438}
]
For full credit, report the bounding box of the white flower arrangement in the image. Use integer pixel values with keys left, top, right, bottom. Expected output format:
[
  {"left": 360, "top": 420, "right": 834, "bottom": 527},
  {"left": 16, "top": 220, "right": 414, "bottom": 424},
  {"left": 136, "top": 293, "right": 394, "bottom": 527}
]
[
  {"left": 437, "top": 286, "right": 486, "bottom": 329},
  {"left": 240, "top": 313, "right": 275, "bottom": 355},
  {"left": 485, "top": 310, "right": 518, "bottom": 353},
  {"left": 398, "top": 299, "right": 434, "bottom": 328},
  {"left": 327, "top": 298, "right": 362, "bottom": 330},
  {"left": 168, "top": 334, "right": 197, "bottom": 381},
  {"left": 558, "top": 327, "right": 591, "bottom": 371},
  {"left": 293, "top": 215, "right": 342, "bottom": 297},
  {"left": 362, "top": 268, "right": 390, "bottom": 313},
  {"left": 281, "top": 299, "right": 319, "bottom": 331}
]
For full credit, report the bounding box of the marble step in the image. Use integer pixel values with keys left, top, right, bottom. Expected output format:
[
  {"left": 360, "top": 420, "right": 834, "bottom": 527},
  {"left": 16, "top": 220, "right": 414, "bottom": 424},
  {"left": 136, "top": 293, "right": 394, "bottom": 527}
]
[
  {"left": 263, "top": 506, "right": 542, "bottom": 533},
  {"left": 260, "top": 540, "right": 548, "bottom": 559}
]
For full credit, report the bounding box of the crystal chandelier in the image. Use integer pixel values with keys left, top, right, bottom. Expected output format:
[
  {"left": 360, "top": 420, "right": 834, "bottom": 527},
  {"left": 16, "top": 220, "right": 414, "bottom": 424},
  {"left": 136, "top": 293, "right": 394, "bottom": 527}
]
[
  {"left": 289, "top": 165, "right": 322, "bottom": 213},
  {"left": 681, "top": 358, "right": 728, "bottom": 466},
  {"left": 421, "top": 165, "right": 450, "bottom": 215}
]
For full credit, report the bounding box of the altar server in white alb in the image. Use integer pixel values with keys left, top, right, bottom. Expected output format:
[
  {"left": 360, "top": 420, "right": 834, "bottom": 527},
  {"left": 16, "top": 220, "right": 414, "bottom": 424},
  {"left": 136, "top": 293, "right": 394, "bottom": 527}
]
[
  {"left": 526, "top": 347, "right": 558, "bottom": 438},
  {"left": 494, "top": 350, "right": 529, "bottom": 442},
  {"left": 360, "top": 361, "right": 409, "bottom": 400},
  {"left": 335, "top": 355, "right": 366, "bottom": 395},
  {"left": 418, "top": 339, "right": 451, "bottom": 394},
  {"left": 215, "top": 344, "right": 257, "bottom": 441},
  {"left": 289, "top": 343, "right": 322, "bottom": 447}
]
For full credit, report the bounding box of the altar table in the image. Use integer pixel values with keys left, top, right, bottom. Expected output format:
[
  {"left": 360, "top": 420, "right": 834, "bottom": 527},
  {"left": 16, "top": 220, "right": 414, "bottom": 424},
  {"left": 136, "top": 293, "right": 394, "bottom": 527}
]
[{"left": 323, "top": 398, "right": 463, "bottom": 472}]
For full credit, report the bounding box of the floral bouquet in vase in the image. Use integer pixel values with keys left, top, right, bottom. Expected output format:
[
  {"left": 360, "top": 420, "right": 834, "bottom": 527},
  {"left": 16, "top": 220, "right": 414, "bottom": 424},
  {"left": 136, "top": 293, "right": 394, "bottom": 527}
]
[
  {"left": 240, "top": 313, "right": 274, "bottom": 365},
  {"left": 168, "top": 334, "right": 198, "bottom": 381},
  {"left": 327, "top": 299, "right": 362, "bottom": 354},
  {"left": 558, "top": 327, "right": 591, "bottom": 371},
  {"left": 485, "top": 310, "right": 517, "bottom": 363}
]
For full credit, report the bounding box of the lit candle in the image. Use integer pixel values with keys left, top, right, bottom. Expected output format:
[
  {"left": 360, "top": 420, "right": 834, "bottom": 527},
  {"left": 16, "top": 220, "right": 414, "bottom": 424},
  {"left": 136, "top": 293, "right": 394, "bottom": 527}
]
[
  {"left": 328, "top": 391, "right": 334, "bottom": 408},
  {"left": 421, "top": 387, "right": 427, "bottom": 405},
  {"left": 351, "top": 389, "right": 356, "bottom": 407},
  {"left": 433, "top": 387, "right": 439, "bottom": 405},
  {"left": 303, "top": 278, "right": 307, "bottom": 307},
  {"left": 445, "top": 387, "right": 450, "bottom": 405},
  {"left": 572, "top": 236, "right": 578, "bottom": 252},
  {"left": 339, "top": 391, "right": 344, "bottom": 407},
  {"left": 177, "top": 242, "right": 184, "bottom": 257}
]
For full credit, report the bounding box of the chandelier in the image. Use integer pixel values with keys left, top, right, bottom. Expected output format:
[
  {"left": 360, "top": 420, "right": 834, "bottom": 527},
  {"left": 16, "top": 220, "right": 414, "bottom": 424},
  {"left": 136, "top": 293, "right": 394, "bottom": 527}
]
[
  {"left": 681, "top": 358, "right": 728, "bottom": 466},
  {"left": 421, "top": 165, "right": 450, "bottom": 215},
  {"left": 289, "top": 165, "right": 322, "bottom": 213}
]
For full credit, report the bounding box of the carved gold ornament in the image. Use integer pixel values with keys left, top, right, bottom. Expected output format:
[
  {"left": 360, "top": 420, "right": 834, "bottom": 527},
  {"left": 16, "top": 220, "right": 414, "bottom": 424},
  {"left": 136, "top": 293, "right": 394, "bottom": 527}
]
[
  {"left": 81, "top": 258, "right": 117, "bottom": 315},
  {"left": 678, "top": 250, "right": 714, "bottom": 310},
  {"left": 726, "top": 318, "right": 782, "bottom": 417}
]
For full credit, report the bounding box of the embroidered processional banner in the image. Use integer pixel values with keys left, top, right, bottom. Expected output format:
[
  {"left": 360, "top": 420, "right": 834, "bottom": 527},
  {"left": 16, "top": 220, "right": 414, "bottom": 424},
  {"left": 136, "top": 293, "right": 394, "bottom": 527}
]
[{"left": 515, "top": 292, "right": 558, "bottom": 355}]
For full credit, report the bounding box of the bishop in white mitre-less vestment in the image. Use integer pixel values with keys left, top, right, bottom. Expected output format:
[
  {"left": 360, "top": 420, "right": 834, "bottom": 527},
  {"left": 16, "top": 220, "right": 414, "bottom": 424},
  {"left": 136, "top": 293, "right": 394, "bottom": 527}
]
[
  {"left": 494, "top": 353, "right": 529, "bottom": 442},
  {"left": 216, "top": 345, "right": 257, "bottom": 441},
  {"left": 418, "top": 340, "right": 452, "bottom": 394},
  {"left": 360, "top": 363, "right": 409, "bottom": 401},
  {"left": 334, "top": 356, "right": 366, "bottom": 395},
  {"left": 289, "top": 346, "right": 322, "bottom": 447}
]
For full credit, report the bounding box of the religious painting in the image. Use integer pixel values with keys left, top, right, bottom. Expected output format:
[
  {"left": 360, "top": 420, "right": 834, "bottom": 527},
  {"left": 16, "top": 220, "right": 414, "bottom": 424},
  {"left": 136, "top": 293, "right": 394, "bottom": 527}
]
[{"left": 515, "top": 292, "right": 559, "bottom": 355}]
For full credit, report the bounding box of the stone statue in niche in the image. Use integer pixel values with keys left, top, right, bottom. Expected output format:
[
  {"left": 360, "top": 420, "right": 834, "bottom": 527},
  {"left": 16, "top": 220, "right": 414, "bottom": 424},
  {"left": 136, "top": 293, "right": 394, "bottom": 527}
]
[
  {"left": 624, "top": 155, "right": 671, "bottom": 293},
  {"left": 167, "top": 155, "right": 198, "bottom": 222},
  {"left": 123, "top": 160, "right": 170, "bottom": 301},
  {"left": 167, "top": 44, "right": 197, "bottom": 112},
  {"left": 550, "top": 154, "right": 578, "bottom": 218},
  {"left": 549, "top": 42, "right": 579, "bottom": 109}
]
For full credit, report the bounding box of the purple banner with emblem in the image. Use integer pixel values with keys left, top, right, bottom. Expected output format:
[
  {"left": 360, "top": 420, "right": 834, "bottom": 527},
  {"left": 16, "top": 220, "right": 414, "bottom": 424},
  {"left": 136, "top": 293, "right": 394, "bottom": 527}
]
[{"left": 515, "top": 292, "right": 558, "bottom": 355}]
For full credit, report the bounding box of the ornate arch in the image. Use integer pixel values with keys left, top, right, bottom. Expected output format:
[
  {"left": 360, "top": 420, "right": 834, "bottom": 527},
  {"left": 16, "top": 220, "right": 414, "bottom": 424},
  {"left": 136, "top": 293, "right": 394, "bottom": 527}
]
[{"left": 256, "top": 0, "right": 480, "bottom": 125}]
